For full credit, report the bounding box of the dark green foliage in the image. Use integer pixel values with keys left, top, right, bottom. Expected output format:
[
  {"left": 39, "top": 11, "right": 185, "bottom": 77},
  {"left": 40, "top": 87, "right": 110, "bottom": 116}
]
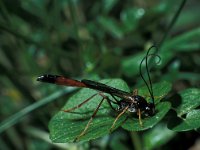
[{"left": 0, "top": 0, "right": 200, "bottom": 149}]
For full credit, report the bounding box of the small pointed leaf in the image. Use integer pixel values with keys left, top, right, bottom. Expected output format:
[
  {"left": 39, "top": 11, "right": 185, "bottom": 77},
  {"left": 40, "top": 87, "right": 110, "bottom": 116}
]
[
  {"left": 173, "top": 88, "right": 200, "bottom": 116},
  {"left": 138, "top": 81, "right": 172, "bottom": 104},
  {"left": 168, "top": 109, "right": 200, "bottom": 131},
  {"left": 168, "top": 88, "right": 200, "bottom": 132}
]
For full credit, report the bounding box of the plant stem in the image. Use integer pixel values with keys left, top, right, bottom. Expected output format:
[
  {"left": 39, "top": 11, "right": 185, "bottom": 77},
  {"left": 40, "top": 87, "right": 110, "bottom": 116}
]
[
  {"left": 131, "top": 132, "right": 142, "bottom": 150},
  {"left": 158, "top": 0, "right": 187, "bottom": 50}
]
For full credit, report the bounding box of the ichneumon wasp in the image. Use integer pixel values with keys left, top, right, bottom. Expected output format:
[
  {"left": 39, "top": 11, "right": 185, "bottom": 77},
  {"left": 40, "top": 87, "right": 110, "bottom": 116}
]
[{"left": 37, "top": 45, "right": 161, "bottom": 142}]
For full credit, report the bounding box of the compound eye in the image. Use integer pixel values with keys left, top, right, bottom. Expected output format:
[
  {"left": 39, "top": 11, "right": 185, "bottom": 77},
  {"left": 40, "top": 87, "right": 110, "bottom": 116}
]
[
  {"left": 146, "top": 106, "right": 150, "bottom": 111},
  {"left": 145, "top": 105, "right": 155, "bottom": 116}
]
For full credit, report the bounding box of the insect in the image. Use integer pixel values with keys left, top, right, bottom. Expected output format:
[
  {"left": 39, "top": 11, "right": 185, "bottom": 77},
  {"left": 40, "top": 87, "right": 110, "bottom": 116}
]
[{"left": 37, "top": 45, "right": 160, "bottom": 142}]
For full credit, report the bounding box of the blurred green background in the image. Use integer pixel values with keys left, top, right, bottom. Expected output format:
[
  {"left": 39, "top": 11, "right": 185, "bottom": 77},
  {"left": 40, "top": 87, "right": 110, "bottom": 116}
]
[{"left": 0, "top": 0, "right": 200, "bottom": 149}]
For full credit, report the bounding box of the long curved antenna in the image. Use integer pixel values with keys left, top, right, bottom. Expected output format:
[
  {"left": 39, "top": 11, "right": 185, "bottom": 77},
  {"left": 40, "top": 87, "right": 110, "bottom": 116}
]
[
  {"left": 139, "top": 45, "right": 161, "bottom": 105},
  {"left": 145, "top": 46, "right": 157, "bottom": 100}
]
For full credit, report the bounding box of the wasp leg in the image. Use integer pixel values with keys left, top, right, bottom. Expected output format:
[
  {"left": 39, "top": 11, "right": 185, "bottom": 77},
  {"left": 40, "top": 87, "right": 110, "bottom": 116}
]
[
  {"left": 110, "top": 106, "right": 129, "bottom": 132},
  {"left": 62, "top": 92, "right": 116, "bottom": 112},
  {"left": 133, "top": 89, "right": 138, "bottom": 96},
  {"left": 62, "top": 92, "right": 117, "bottom": 142},
  {"left": 99, "top": 93, "right": 117, "bottom": 111},
  {"left": 73, "top": 96, "right": 106, "bottom": 142},
  {"left": 62, "top": 93, "right": 99, "bottom": 112},
  {"left": 137, "top": 109, "right": 143, "bottom": 126}
]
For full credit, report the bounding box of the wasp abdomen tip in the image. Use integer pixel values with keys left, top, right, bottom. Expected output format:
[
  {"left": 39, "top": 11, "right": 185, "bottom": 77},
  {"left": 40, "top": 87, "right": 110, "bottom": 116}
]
[{"left": 37, "top": 74, "right": 60, "bottom": 83}]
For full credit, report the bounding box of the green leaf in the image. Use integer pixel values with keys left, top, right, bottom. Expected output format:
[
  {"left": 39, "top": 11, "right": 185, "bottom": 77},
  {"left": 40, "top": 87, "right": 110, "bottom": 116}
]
[
  {"left": 173, "top": 88, "right": 200, "bottom": 116},
  {"left": 121, "top": 8, "right": 142, "bottom": 32},
  {"left": 168, "top": 115, "right": 192, "bottom": 132},
  {"left": 168, "top": 109, "right": 200, "bottom": 131},
  {"left": 122, "top": 102, "right": 171, "bottom": 131},
  {"left": 158, "top": 28, "right": 200, "bottom": 66},
  {"left": 174, "top": 43, "right": 200, "bottom": 52},
  {"left": 49, "top": 115, "right": 124, "bottom": 143},
  {"left": 162, "top": 27, "right": 200, "bottom": 51},
  {"left": 97, "top": 16, "right": 124, "bottom": 38},
  {"left": 49, "top": 79, "right": 129, "bottom": 143},
  {"left": 168, "top": 88, "right": 200, "bottom": 132},
  {"left": 122, "top": 52, "right": 144, "bottom": 77},
  {"left": 185, "top": 109, "right": 200, "bottom": 129},
  {"left": 138, "top": 81, "right": 172, "bottom": 104},
  {"left": 143, "top": 123, "right": 176, "bottom": 150},
  {"left": 49, "top": 79, "right": 172, "bottom": 142},
  {"left": 102, "top": 0, "right": 119, "bottom": 14}
]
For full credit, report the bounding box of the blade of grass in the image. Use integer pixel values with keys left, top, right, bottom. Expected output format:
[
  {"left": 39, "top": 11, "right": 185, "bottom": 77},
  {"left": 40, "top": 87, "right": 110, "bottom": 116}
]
[
  {"left": 0, "top": 87, "right": 76, "bottom": 134},
  {"left": 24, "top": 126, "right": 77, "bottom": 149},
  {"left": 68, "top": 0, "right": 84, "bottom": 72}
]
